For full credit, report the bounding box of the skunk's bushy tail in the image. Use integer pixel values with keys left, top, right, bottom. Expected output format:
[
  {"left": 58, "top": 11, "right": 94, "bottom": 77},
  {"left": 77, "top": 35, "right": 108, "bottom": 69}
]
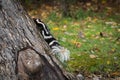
[{"left": 52, "top": 46, "right": 70, "bottom": 62}]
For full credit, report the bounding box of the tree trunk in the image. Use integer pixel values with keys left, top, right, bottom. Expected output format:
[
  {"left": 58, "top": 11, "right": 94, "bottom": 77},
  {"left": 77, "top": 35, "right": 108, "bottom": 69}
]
[
  {"left": 60, "top": 0, "right": 70, "bottom": 17},
  {"left": 0, "top": 0, "right": 81, "bottom": 80}
]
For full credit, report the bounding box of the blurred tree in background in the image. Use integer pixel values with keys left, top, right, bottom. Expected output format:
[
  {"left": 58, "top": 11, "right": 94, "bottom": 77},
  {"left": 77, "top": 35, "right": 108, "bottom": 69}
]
[{"left": 21, "top": 0, "right": 120, "bottom": 17}]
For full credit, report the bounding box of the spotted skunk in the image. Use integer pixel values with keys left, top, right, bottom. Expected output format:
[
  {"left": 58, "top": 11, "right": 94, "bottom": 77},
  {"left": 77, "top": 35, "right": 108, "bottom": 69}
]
[{"left": 33, "top": 18, "right": 70, "bottom": 62}]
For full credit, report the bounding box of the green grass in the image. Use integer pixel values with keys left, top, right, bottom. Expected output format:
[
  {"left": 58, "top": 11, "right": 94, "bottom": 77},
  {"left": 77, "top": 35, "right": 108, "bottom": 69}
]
[{"left": 45, "top": 10, "right": 120, "bottom": 76}]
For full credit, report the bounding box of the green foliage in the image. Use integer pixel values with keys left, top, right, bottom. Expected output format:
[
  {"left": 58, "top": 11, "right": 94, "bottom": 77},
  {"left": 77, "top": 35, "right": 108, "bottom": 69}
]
[
  {"left": 48, "top": 12, "right": 58, "bottom": 22},
  {"left": 75, "top": 9, "right": 96, "bottom": 20}
]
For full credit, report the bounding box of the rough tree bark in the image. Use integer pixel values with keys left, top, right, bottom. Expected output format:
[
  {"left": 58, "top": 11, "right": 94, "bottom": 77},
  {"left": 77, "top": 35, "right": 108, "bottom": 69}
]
[{"left": 0, "top": 0, "right": 81, "bottom": 80}]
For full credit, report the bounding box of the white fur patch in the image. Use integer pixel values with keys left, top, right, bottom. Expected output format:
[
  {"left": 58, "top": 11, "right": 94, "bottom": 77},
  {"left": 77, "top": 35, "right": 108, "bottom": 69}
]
[
  {"left": 51, "top": 46, "right": 70, "bottom": 62},
  {"left": 49, "top": 40, "right": 58, "bottom": 46},
  {"left": 42, "top": 31, "right": 53, "bottom": 39}
]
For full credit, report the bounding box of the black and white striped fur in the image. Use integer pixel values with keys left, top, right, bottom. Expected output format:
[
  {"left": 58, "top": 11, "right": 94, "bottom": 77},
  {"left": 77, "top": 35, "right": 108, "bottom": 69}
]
[{"left": 34, "top": 18, "right": 70, "bottom": 62}]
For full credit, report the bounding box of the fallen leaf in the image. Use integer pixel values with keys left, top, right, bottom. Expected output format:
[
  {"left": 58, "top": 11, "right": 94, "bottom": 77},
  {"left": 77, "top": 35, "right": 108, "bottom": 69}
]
[
  {"left": 78, "top": 31, "right": 85, "bottom": 38},
  {"left": 110, "top": 72, "right": 120, "bottom": 76},
  {"left": 89, "top": 54, "right": 97, "bottom": 59},
  {"left": 63, "top": 25, "right": 67, "bottom": 29},
  {"left": 75, "top": 42, "right": 81, "bottom": 48},
  {"left": 86, "top": 17, "right": 92, "bottom": 21},
  {"left": 92, "top": 18, "right": 98, "bottom": 23},
  {"left": 71, "top": 39, "right": 81, "bottom": 48},
  {"left": 107, "top": 61, "right": 110, "bottom": 65},
  {"left": 52, "top": 27, "right": 59, "bottom": 31},
  {"left": 118, "top": 29, "right": 120, "bottom": 32}
]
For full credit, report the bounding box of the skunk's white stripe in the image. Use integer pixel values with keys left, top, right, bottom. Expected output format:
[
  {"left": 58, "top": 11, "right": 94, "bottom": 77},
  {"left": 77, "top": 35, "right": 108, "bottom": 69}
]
[
  {"left": 42, "top": 31, "right": 53, "bottom": 39},
  {"left": 36, "top": 19, "right": 49, "bottom": 34},
  {"left": 49, "top": 40, "right": 58, "bottom": 46}
]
